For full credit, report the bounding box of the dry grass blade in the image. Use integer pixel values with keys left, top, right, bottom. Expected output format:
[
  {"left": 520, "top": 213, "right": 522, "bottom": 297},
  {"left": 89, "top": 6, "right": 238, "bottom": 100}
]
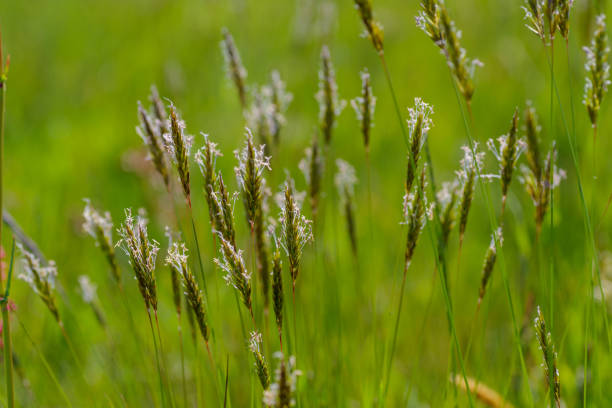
[{"left": 451, "top": 375, "right": 515, "bottom": 408}]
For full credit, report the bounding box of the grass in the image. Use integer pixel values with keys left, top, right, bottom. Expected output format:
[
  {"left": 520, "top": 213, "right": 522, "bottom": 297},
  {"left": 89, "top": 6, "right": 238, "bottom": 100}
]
[{"left": 0, "top": 0, "right": 612, "bottom": 406}]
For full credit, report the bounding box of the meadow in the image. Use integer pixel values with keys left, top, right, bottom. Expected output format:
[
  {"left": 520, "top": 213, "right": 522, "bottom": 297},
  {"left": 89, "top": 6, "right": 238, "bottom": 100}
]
[{"left": 0, "top": 0, "right": 612, "bottom": 406}]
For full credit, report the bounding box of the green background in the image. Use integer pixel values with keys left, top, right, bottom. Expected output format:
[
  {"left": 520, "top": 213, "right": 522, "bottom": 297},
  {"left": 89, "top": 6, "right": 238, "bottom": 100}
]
[{"left": 1, "top": 0, "right": 611, "bottom": 406}]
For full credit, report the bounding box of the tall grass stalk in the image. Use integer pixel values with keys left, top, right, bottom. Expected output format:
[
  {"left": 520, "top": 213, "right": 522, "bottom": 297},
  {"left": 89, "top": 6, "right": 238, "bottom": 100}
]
[
  {"left": 0, "top": 33, "right": 12, "bottom": 406},
  {"left": 1, "top": 240, "right": 14, "bottom": 408},
  {"left": 146, "top": 309, "right": 167, "bottom": 408}
]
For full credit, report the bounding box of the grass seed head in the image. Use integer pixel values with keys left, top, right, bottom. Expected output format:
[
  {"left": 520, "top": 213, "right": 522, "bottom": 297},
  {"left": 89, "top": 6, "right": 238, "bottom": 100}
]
[
  {"left": 335, "top": 159, "right": 359, "bottom": 255},
  {"left": 221, "top": 28, "right": 248, "bottom": 110},
  {"left": 317, "top": 45, "right": 346, "bottom": 145},
  {"left": 215, "top": 233, "right": 252, "bottom": 312},
  {"left": 136, "top": 101, "right": 170, "bottom": 188},
  {"left": 406, "top": 98, "right": 433, "bottom": 192},
  {"left": 269, "top": 70, "right": 292, "bottom": 145},
  {"left": 166, "top": 241, "right": 209, "bottom": 342},
  {"left": 298, "top": 134, "right": 324, "bottom": 217},
  {"left": 456, "top": 144, "right": 483, "bottom": 244},
  {"left": 436, "top": 2, "right": 482, "bottom": 103},
  {"left": 487, "top": 109, "right": 523, "bottom": 202},
  {"left": 17, "top": 243, "right": 60, "bottom": 323},
  {"left": 353, "top": 0, "right": 384, "bottom": 54},
  {"left": 263, "top": 353, "right": 301, "bottom": 407},
  {"left": 402, "top": 167, "right": 428, "bottom": 267},
  {"left": 271, "top": 239, "right": 284, "bottom": 335},
  {"left": 280, "top": 180, "right": 313, "bottom": 289},
  {"left": 584, "top": 14, "right": 610, "bottom": 129},
  {"left": 437, "top": 180, "right": 459, "bottom": 246},
  {"left": 478, "top": 228, "right": 503, "bottom": 304},
  {"left": 249, "top": 331, "right": 271, "bottom": 389},
  {"left": 196, "top": 133, "right": 222, "bottom": 228},
  {"left": 116, "top": 209, "right": 159, "bottom": 311},
  {"left": 164, "top": 102, "right": 193, "bottom": 205},
  {"left": 416, "top": 0, "right": 443, "bottom": 47},
  {"left": 351, "top": 69, "right": 376, "bottom": 152},
  {"left": 83, "top": 199, "right": 121, "bottom": 284},
  {"left": 534, "top": 306, "right": 561, "bottom": 408}
]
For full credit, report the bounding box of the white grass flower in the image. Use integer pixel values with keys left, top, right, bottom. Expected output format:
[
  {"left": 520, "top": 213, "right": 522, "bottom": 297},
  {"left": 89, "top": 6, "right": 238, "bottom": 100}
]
[{"left": 78, "top": 275, "right": 98, "bottom": 304}]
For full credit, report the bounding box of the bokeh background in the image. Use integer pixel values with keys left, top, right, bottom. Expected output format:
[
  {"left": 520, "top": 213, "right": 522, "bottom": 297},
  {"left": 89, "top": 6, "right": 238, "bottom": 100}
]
[{"left": 1, "top": 0, "right": 612, "bottom": 406}]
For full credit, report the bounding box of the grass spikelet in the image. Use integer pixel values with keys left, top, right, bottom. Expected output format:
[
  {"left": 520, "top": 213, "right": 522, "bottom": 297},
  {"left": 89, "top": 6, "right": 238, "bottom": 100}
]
[
  {"left": 214, "top": 233, "right": 253, "bottom": 321},
  {"left": 298, "top": 134, "right": 324, "bottom": 218},
  {"left": 16, "top": 243, "right": 60, "bottom": 323},
  {"left": 164, "top": 228, "right": 182, "bottom": 316},
  {"left": 405, "top": 98, "right": 433, "bottom": 192},
  {"left": 534, "top": 306, "right": 561, "bottom": 408},
  {"left": 116, "top": 208, "right": 159, "bottom": 311},
  {"left": 271, "top": 239, "right": 283, "bottom": 348},
  {"left": 136, "top": 101, "right": 170, "bottom": 189},
  {"left": 210, "top": 172, "right": 238, "bottom": 248},
  {"left": 451, "top": 375, "right": 515, "bottom": 408},
  {"left": 248, "top": 331, "right": 270, "bottom": 389},
  {"left": 263, "top": 353, "right": 301, "bottom": 407},
  {"left": 82, "top": 199, "right": 121, "bottom": 285},
  {"left": 522, "top": 0, "right": 546, "bottom": 43},
  {"left": 416, "top": 0, "right": 443, "bottom": 47},
  {"left": 418, "top": 0, "right": 482, "bottom": 104},
  {"left": 247, "top": 87, "right": 274, "bottom": 150},
  {"left": 269, "top": 70, "right": 292, "bottom": 146},
  {"left": 164, "top": 102, "right": 193, "bottom": 206},
  {"left": 478, "top": 228, "right": 503, "bottom": 305},
  {"left": 457, "top": 144, "right": 483, "bottom": 248},
  {"left": 317, "top": 45, "right": 346, "bottom": 145},
  {"left": 166, "top": 242, "right": 209, "bottom": 343},
  {"left": 195, "top": 134, "right": 222, "bottom": 230},
  {"left": 583, "top": 14, "right": 610, "bottom": 132},
  {"left": 521, "top": 104, "right": 566, "bottom": 235},
  {"left": 221, "top": 28, "right": 248, "bottom": 110},
  {"left": 437, "top": 180, "right": 459, "bottom": 247},
  {"left": 149, "top": 85, "right": 167, "bottom": 127},
  {"left": 279, "top": 180, "right": 313, "bottom": 291},
  {"left": 557, "top": 0, "right": 572, "bottom": 41},
  {"left": 403, "top": 167, "right": 428, "bottom": 266},
  {"left": 353, "top": 0, "right": 384, "bottom": 54},
  {"left": 335, "top": 159, "right": 358, "bottom": 256},
  {"left": 486, "top": 109, "right": 523, "bottom": 215},
  {"left": 351, "top": 69, "right": 376, "bottom": 153},
  {"left": 235, "top": 129, "right": 271, "bottom": 306},
  {"left": 78, "top": 275, "right": 106, "bottom": 327}
]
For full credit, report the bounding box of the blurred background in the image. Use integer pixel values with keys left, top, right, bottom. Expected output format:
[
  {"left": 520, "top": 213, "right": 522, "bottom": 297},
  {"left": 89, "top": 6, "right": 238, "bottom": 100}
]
[{"left": 1, "top": 0, "right": 612, "bottom": 406}]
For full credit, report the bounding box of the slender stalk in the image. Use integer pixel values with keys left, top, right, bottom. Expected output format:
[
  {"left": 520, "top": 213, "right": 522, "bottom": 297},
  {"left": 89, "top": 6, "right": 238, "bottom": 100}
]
[
  {"left": 177, "top": 319, "right": 187, "bottom": 408},
  {"left": 147, "top": 310, "right": 166, "bottom": 408},
  {"left": 16, "top": 315, "right": 72, "bottom": 407},
  {"left": 548, "top": 42, "right": 555, "bottom": 330},
  {"left": 378, "top": 55, "right": 409, "bottom": 149},
  {"left": 0, "top": 37, "right": 9, "bottom": 408},
  {"left": 0, "top": 241, "right": 14, "bottom": 408},
  {"left": 189, "top": 209, "right": 208, "bottom": 298}
]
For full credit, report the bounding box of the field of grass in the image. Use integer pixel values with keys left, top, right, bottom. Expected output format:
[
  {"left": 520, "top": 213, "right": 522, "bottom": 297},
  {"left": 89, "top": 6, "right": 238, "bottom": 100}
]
[{"left": 1, "top": 0, "right": 612, "bottom": 406}]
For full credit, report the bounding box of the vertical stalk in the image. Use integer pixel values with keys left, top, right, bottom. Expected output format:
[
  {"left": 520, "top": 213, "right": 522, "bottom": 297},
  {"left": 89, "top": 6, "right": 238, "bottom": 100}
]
[
  {"left": 1, "top": 241, "right": 14, "bottom": 408},
  {"left": 0, "top": 41, "right": 12, "bottom": 406}
]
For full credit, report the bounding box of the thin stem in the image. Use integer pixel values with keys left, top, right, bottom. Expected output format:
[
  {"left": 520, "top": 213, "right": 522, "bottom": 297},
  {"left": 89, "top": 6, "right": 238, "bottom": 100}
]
[
  {"left": 16, "top": 314, "right": 72, "bottom": 407},
  {"left": 0, "top": 241, "right": 14, "bottom": 408},
  {"left": 0, "top": 41, "right": 8, "bottom": 408},
  {"left": 147, "top": 310, "right": 166, "bottom": 408},
  {"left": 177, "top": 318, "right": 187, "bottom": 408},
  {"left": 378, "top": 54, "right": 409, "bottom": 149},
  {"left": 189, "top": 208, "right": 208, "bottom": 299}
]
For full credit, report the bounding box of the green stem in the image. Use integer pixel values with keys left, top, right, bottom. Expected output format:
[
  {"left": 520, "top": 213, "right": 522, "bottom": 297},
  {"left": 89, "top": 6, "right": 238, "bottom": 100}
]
[
  {"left": 147, "top": 309, "right": 166, "bottom": 408},
  {"left": 189, "top": 209, "right": 208, "bottom": 300},
  {"left": 16, "top": 315, "right": 72, "bottom": 407},
  {"left": 1, "top": 241, "right": 14, "bottom": 408},
  {"left": 0, "top": 43, "right": 8, "bottom": 408}
]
